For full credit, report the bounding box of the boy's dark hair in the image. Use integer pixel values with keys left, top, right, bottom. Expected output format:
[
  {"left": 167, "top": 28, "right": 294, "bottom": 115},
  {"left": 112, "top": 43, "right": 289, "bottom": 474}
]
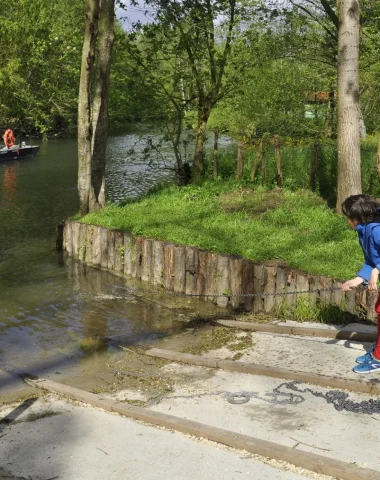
[{"left": 342, "top": 194, "right": 380, "bottom": 224}]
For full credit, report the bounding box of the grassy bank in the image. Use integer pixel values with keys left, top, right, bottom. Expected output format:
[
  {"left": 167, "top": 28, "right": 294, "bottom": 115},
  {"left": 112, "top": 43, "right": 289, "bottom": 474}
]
[{"left": 81, "top": 181, "right": 363, "bottom": 281}]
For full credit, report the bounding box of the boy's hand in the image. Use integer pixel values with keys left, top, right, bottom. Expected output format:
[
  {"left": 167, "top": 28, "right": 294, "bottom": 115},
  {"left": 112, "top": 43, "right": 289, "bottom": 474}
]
[
  {"left": 369, "top": 268, "right": 380, "bottom": 291},
  {"left": 342, "top": 277, "right": 364, "bottom": 291}
]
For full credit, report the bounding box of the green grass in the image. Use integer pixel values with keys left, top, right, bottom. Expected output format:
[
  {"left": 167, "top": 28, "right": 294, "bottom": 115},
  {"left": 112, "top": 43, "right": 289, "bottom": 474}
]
[{"left": 81, "top": 180, "right": 363, "bottom": 281}]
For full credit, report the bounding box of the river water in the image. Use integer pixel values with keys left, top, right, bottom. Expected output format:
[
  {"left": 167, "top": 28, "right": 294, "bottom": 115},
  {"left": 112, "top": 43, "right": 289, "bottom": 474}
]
[{"left": 0, "top": 133, "right": 223, "bottom": 401}]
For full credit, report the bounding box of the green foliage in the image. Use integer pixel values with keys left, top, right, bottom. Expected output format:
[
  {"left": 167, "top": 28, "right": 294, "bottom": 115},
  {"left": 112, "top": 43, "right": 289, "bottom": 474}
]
[
  {"left": 81, "top": 181, "right": 364, "bottom": 280},
  {"left": 206, "top": 138, "right": 379, "bottom": 206},
  {"left": 0, "top": 0, "right": 85, "bottom": 136}
]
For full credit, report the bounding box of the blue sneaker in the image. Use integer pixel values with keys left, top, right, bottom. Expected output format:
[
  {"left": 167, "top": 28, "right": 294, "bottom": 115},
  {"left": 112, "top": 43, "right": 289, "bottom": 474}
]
[
  {"left": 356, "top": 345, "right": 375, "bottom": 364},
  {"left": 353, "top": 355, "right": 380, "bottom": 374}
]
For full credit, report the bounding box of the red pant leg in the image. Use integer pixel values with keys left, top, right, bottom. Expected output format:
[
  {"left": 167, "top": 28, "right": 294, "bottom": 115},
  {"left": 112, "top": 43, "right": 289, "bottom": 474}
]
[{"left": 373, "top": 295, "right": 380, "bottom": 360}]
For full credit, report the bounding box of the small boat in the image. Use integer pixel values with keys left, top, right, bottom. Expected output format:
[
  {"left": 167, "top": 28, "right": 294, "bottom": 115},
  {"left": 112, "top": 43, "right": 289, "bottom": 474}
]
[{"left": 0, "top": 144, "right": 40, "bottom": 161}]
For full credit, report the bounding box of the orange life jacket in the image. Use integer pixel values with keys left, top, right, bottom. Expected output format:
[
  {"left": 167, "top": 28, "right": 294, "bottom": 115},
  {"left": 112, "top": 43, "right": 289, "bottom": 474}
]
[{"left": 3, "top": 129, "right": 15, "bottom": 148}]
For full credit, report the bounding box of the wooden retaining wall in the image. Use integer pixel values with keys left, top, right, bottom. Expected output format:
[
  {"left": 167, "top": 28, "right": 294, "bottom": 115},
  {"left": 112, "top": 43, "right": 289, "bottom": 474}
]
[{"left": 63, "top": 221, "right": 377, "bottom": 319}]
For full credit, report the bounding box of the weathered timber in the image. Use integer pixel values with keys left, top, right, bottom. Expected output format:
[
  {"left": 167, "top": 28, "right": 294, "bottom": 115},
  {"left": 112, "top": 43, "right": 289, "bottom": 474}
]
[
  {"left": 145, "top": 348, "right": 380, "bottom": 397},
  {"left": 61, "top": 222, "right": 378, "bottom": 319},
  {"left": 113, "top": 231, "right": 125, "bottom": 274},
  {"left": 216, "top": 320, "right": 378, "bottom": 343},
  {"left": 28, "top": 378, "right": 380, "bottom": 480}
]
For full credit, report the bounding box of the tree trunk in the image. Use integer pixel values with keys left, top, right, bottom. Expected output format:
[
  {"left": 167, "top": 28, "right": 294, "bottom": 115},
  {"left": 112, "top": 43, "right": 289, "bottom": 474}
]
[
  {"left": 336, "top": 0, "right": 361, "bottom": 213},
  {"left": 310, "top": 141, "right": 319, "bottom": 192},
  {"left": 250, "top": 137, "right": 263, "bottom": 181},
  {"left": 213, "top": 128, "right": 219, "bottom": 180},
  {"left": 77, "top": 0, "right": 115, "bottom": 216},
  {"left": 192, "top": 108, "right": 211, "bottom": 184},
  {"left": 236, "top": 141, "right": 244, "bottom": 180},
  {"left": 274, "top": 135, "right": 283, "bottom": 187}
]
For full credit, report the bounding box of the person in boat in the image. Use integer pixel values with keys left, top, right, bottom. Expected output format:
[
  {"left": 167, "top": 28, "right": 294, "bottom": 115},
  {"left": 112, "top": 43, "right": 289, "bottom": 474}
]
[{"left": 3, "top": 129, "right": 15, "bottom": 149}]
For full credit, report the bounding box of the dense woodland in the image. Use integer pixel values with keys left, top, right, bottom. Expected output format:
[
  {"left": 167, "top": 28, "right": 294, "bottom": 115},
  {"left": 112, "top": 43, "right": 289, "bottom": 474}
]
[{"left": 1, "top": 1, "right": 380, "bottom": 207}]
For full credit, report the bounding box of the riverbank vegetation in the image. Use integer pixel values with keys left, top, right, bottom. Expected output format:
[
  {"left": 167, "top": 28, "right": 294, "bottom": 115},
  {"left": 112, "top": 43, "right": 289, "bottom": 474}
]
[{"left": 81, "top": 181, "right": 363, "bottom": 281}]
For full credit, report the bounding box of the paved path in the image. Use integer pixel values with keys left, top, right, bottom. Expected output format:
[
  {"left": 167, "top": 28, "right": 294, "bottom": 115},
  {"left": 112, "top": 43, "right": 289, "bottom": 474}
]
[{"left": 0, "top": 396, "right": 318, "bottom": 480}]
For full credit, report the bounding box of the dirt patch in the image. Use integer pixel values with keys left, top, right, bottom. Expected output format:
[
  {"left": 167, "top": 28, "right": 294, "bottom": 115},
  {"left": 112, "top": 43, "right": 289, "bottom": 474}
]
[{"left": 220, "top": 188, "right": 285, "bottom": 216}]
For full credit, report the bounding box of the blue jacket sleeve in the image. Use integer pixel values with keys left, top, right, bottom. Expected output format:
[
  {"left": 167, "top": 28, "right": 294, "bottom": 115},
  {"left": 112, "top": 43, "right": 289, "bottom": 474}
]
[
  {"left": 357, "top": 263, "right": 373, "bottom": 282},
  {"left": 372, "top": 227, "right": 380, "bottom": 270}
]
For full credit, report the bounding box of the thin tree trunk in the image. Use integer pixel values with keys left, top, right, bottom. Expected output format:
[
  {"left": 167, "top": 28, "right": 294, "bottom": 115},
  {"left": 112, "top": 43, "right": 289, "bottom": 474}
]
[
  {"left": 236, "top": 141, "right": 244, "bottom": 180},
  {"left": 310, "top": 141, "right": 319, "bottom": 192},
  {"left": 262, "top": 149, "right": 267, "bottom": 185},
  {"left": 274, "top": 135, "right": 283, "bottom": 187},
  {"left": 213, "top": 128, "right": 219, "bottom": 180},
  {"left": 325, "top": 88, "right": 335, "bottom": 138},
  {"left": 376, "top": 136, "right": 380, "bottom": 181},
  {"left": 77, "top": 0, "right": 115, "bottom": 216},
  {"left": 336, "top": 0, "right": 361, "bottom": 213},
  {"left": 251, "top": 138, "right": 263, "bottom": 181}
]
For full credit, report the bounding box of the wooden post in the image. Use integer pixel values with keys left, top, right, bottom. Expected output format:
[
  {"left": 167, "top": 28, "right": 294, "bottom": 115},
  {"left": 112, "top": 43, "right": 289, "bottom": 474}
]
[
  {"left": 250, "top": 138, "right": 263, "bottom": 182},
  {"left": 310, "top": 141, "right": 319, "bottom": 192},
  {"left": 274, "top": 135, "right": 283, "bottom": 188}
]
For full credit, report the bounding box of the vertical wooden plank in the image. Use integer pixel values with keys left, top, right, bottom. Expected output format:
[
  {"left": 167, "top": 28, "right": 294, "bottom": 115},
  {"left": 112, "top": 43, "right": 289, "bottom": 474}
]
[
  {"left": 84, "top": 225, "right": 94, "bottom": 266},
  {"left": 152, "top": 240, "right": 164, "bottom": 286},
  {"left": 185, "top": 247, "right": 197, "bottom": 295},
  {"left": 204, "top": 252, "right": 217, "bottom": 304},
  {"left": 331, "top": 280, "right": 344, "bottom": 308},
  {"left": 365, "top": 289, "right": 377, "bottom": 321},
  {"left": 92, "top": 226, "right": 102, "bottom": 268},
  {"left": 64, "top": 222, "right": 73, "bottom": 257},
  {"left": 173, "top": 245, "right": 186, "bottom": 293},
  {"left": 345, "top": 289, "right": 356, "bottom": 314},
  {"left": 242, "top": 260, "right": 255, "bottom": 312},
  {"left": 78, "top": 223, "right": 87, "bottom": 263},
  {"left": 141, "top": 238, "right": 153, "bottom": 283},
  {"left": 163, "top": 243, "right": 175, "bottom": 290},
  {"left": 195, "top": 250, "right": 207, "bottom": 300},
  {"left": 107, "top": 230, "right": 115, "bottom": 271},
  {"left": 216, "top": 255, "right": 230, "bottom": 308},
  {"left": 319, "top": 276, "right": 333, "bottom": 305},
  {"left": 229, "top": 257, "right": 244, "bottom": 310},
  {"left": 307, "top": 275, "right": 319, "bottom": 308},
  {"left": 275, "top": 266, "right": 287, "bottom": 309},
  {"left": 286, "top": 269, "right": 297, "bottom": 306},
  {"left": 263, "top": 266, "right": 277, "bottom": 313},
  {"left": 133, "top": 237, "right": 143, "bottom": 280},
  {"left": 253, "top": 264, "right": 264, "bottom": 313},
  {"left": 295, "top": 272, "right": 309, "bottom": 307},
  {"left": 72, "top": 222, "right": 81, "bottom": 259},
  {"left": 123, "top": 234, "right": 133, "bottom": 277},
  {"left": 114, "top": 231, "right": 125, "bottom": 275},
  {"left": 100, "top": 227, "right": 109, "bottom": 270}
]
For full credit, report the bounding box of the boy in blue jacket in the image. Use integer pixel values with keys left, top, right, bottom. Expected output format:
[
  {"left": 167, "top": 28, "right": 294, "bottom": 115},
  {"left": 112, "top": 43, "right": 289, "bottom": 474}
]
[{"left": 341, "top": 194, "right": 380, "bottom": 374}]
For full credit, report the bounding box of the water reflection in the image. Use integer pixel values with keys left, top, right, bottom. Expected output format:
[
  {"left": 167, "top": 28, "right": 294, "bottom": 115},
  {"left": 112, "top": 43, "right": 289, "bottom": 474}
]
[{"left": 0, "top": 133, "right": 226, "bottom": 402}]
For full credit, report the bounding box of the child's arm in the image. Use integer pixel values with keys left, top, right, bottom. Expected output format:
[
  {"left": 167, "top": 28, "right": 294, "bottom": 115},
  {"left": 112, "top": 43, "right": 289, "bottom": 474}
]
[{"left": 342, "top": 276, "right": 364, "bottom": 291}]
